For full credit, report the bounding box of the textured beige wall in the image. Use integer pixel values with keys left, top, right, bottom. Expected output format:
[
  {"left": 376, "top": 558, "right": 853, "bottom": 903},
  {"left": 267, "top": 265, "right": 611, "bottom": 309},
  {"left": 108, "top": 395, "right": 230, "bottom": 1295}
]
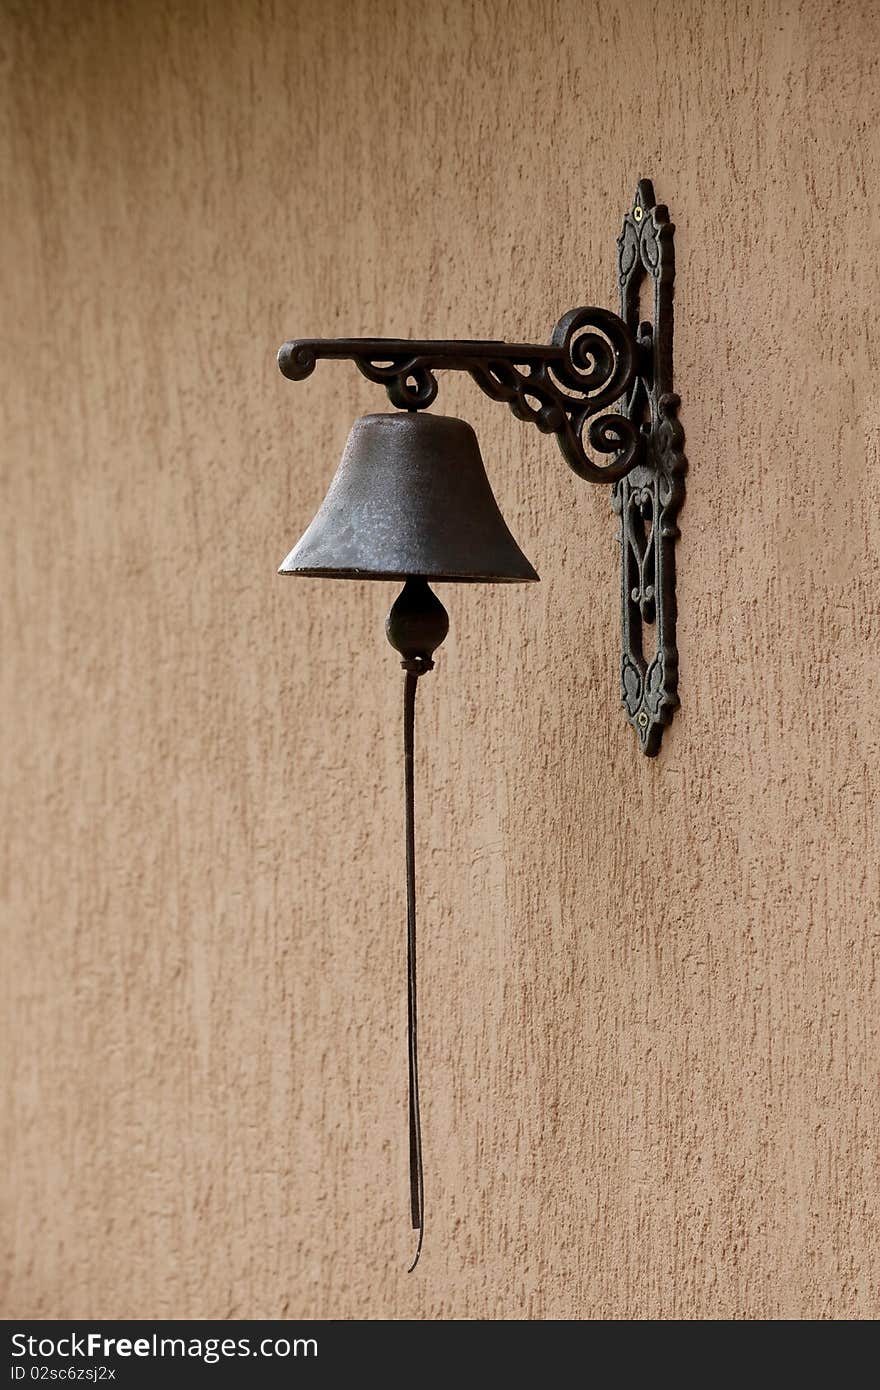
[{"left": 2, "top": 0, "right": 879, "bottom": 1321}]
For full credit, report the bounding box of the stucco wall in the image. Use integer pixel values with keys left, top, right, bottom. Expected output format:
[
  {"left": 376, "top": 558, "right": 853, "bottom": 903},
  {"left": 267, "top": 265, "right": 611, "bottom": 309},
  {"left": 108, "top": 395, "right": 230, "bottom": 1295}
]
[{"left": 2, "top": 0, "right": 879, "bottom": 1320}]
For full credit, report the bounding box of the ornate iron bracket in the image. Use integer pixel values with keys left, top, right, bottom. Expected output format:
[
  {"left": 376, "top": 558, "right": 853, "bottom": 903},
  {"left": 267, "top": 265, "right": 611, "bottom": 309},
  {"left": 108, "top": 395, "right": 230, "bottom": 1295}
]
[
  {"left": 613, "top": 179, "right": 686, "bottom": 754},
  {"left": 278, "top": 307, "right": 642, "bottom": 485},
  {"left": 277, "top": 178, "right": 684, "bottom": 753}
]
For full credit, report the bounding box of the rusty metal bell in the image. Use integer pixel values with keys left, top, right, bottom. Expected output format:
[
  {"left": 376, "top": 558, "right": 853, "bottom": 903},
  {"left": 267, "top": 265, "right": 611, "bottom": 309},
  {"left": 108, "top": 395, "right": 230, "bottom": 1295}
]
[{"left": 278, "top": 412, "right": 539, "bottom": 583}]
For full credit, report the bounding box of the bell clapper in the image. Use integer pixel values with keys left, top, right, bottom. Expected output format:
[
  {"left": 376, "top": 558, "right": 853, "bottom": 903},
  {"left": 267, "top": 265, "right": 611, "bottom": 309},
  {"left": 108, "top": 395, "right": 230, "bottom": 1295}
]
[{"left": 385, "top": 576, "right": 449, "bottom": 673}]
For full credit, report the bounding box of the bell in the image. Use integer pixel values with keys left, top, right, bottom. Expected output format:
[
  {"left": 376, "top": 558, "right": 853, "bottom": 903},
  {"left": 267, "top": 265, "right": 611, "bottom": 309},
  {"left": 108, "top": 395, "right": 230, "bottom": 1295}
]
[
  {"left": 278, "top": 412, "right": 539, "bottom": 583},
  {"left": 277, "top": 409, "right": 537, "bottom": 1273}
]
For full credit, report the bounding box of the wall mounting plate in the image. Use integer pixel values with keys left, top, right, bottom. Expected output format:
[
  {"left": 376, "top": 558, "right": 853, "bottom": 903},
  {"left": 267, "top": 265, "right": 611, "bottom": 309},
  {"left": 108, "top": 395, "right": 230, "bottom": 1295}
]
[{"left": 612, "top": 180, "right": 686, "bottom": 755}]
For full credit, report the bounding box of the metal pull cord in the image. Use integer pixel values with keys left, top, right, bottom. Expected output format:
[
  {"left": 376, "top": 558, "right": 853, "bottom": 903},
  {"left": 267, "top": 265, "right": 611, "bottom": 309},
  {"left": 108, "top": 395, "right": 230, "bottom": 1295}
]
[
  {"left": 386, "top": 578, "right": 448, "bottom": 1272},
  {"left": 403, "top": 665, "right": 424, "bottom": 1272}
]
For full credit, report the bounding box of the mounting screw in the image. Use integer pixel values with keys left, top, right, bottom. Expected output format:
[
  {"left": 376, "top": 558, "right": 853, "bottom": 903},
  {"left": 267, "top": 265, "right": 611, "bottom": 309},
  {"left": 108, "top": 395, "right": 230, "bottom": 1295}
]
[
  {"left": 637, "top": 711, "right": 648, "bottom": 728},
  {"left": 633, "top": 205, "right": 644, "bottom": 223}
]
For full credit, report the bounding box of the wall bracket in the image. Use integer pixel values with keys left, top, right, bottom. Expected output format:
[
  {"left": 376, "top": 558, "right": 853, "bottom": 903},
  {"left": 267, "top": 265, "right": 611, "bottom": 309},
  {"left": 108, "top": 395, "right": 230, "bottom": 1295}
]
[{"left": 279, "top": 308, "right": 642, "bottom": 485}]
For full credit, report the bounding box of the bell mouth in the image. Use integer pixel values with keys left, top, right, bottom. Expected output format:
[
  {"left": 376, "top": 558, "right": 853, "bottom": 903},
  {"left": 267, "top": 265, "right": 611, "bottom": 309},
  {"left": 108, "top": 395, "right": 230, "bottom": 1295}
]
[{"left": 278, "top": 566, "right": 538, "bottom": 583}]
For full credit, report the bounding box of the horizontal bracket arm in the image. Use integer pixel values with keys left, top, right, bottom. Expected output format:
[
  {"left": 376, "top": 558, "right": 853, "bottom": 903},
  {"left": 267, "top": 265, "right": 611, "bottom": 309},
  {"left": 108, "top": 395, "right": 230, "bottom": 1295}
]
[{"left": 278, "top": 307, "right": 643, "bottom": 484}]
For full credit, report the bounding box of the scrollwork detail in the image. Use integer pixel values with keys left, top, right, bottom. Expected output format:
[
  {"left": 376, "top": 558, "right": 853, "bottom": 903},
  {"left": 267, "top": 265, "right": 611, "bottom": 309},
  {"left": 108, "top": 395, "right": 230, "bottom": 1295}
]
[{"left": 355, "top": 357, "right": 439, "bottom": 411}]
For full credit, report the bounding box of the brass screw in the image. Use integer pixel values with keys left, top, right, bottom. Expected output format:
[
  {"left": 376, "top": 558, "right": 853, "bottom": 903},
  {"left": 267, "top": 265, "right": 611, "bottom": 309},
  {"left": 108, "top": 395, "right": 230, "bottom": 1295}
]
[
  {"left": 637, "top": 711, "right": 648, "bottom": 727},
  {"left": 633, "top": 205, "right": 644, "bottom": 223}
]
